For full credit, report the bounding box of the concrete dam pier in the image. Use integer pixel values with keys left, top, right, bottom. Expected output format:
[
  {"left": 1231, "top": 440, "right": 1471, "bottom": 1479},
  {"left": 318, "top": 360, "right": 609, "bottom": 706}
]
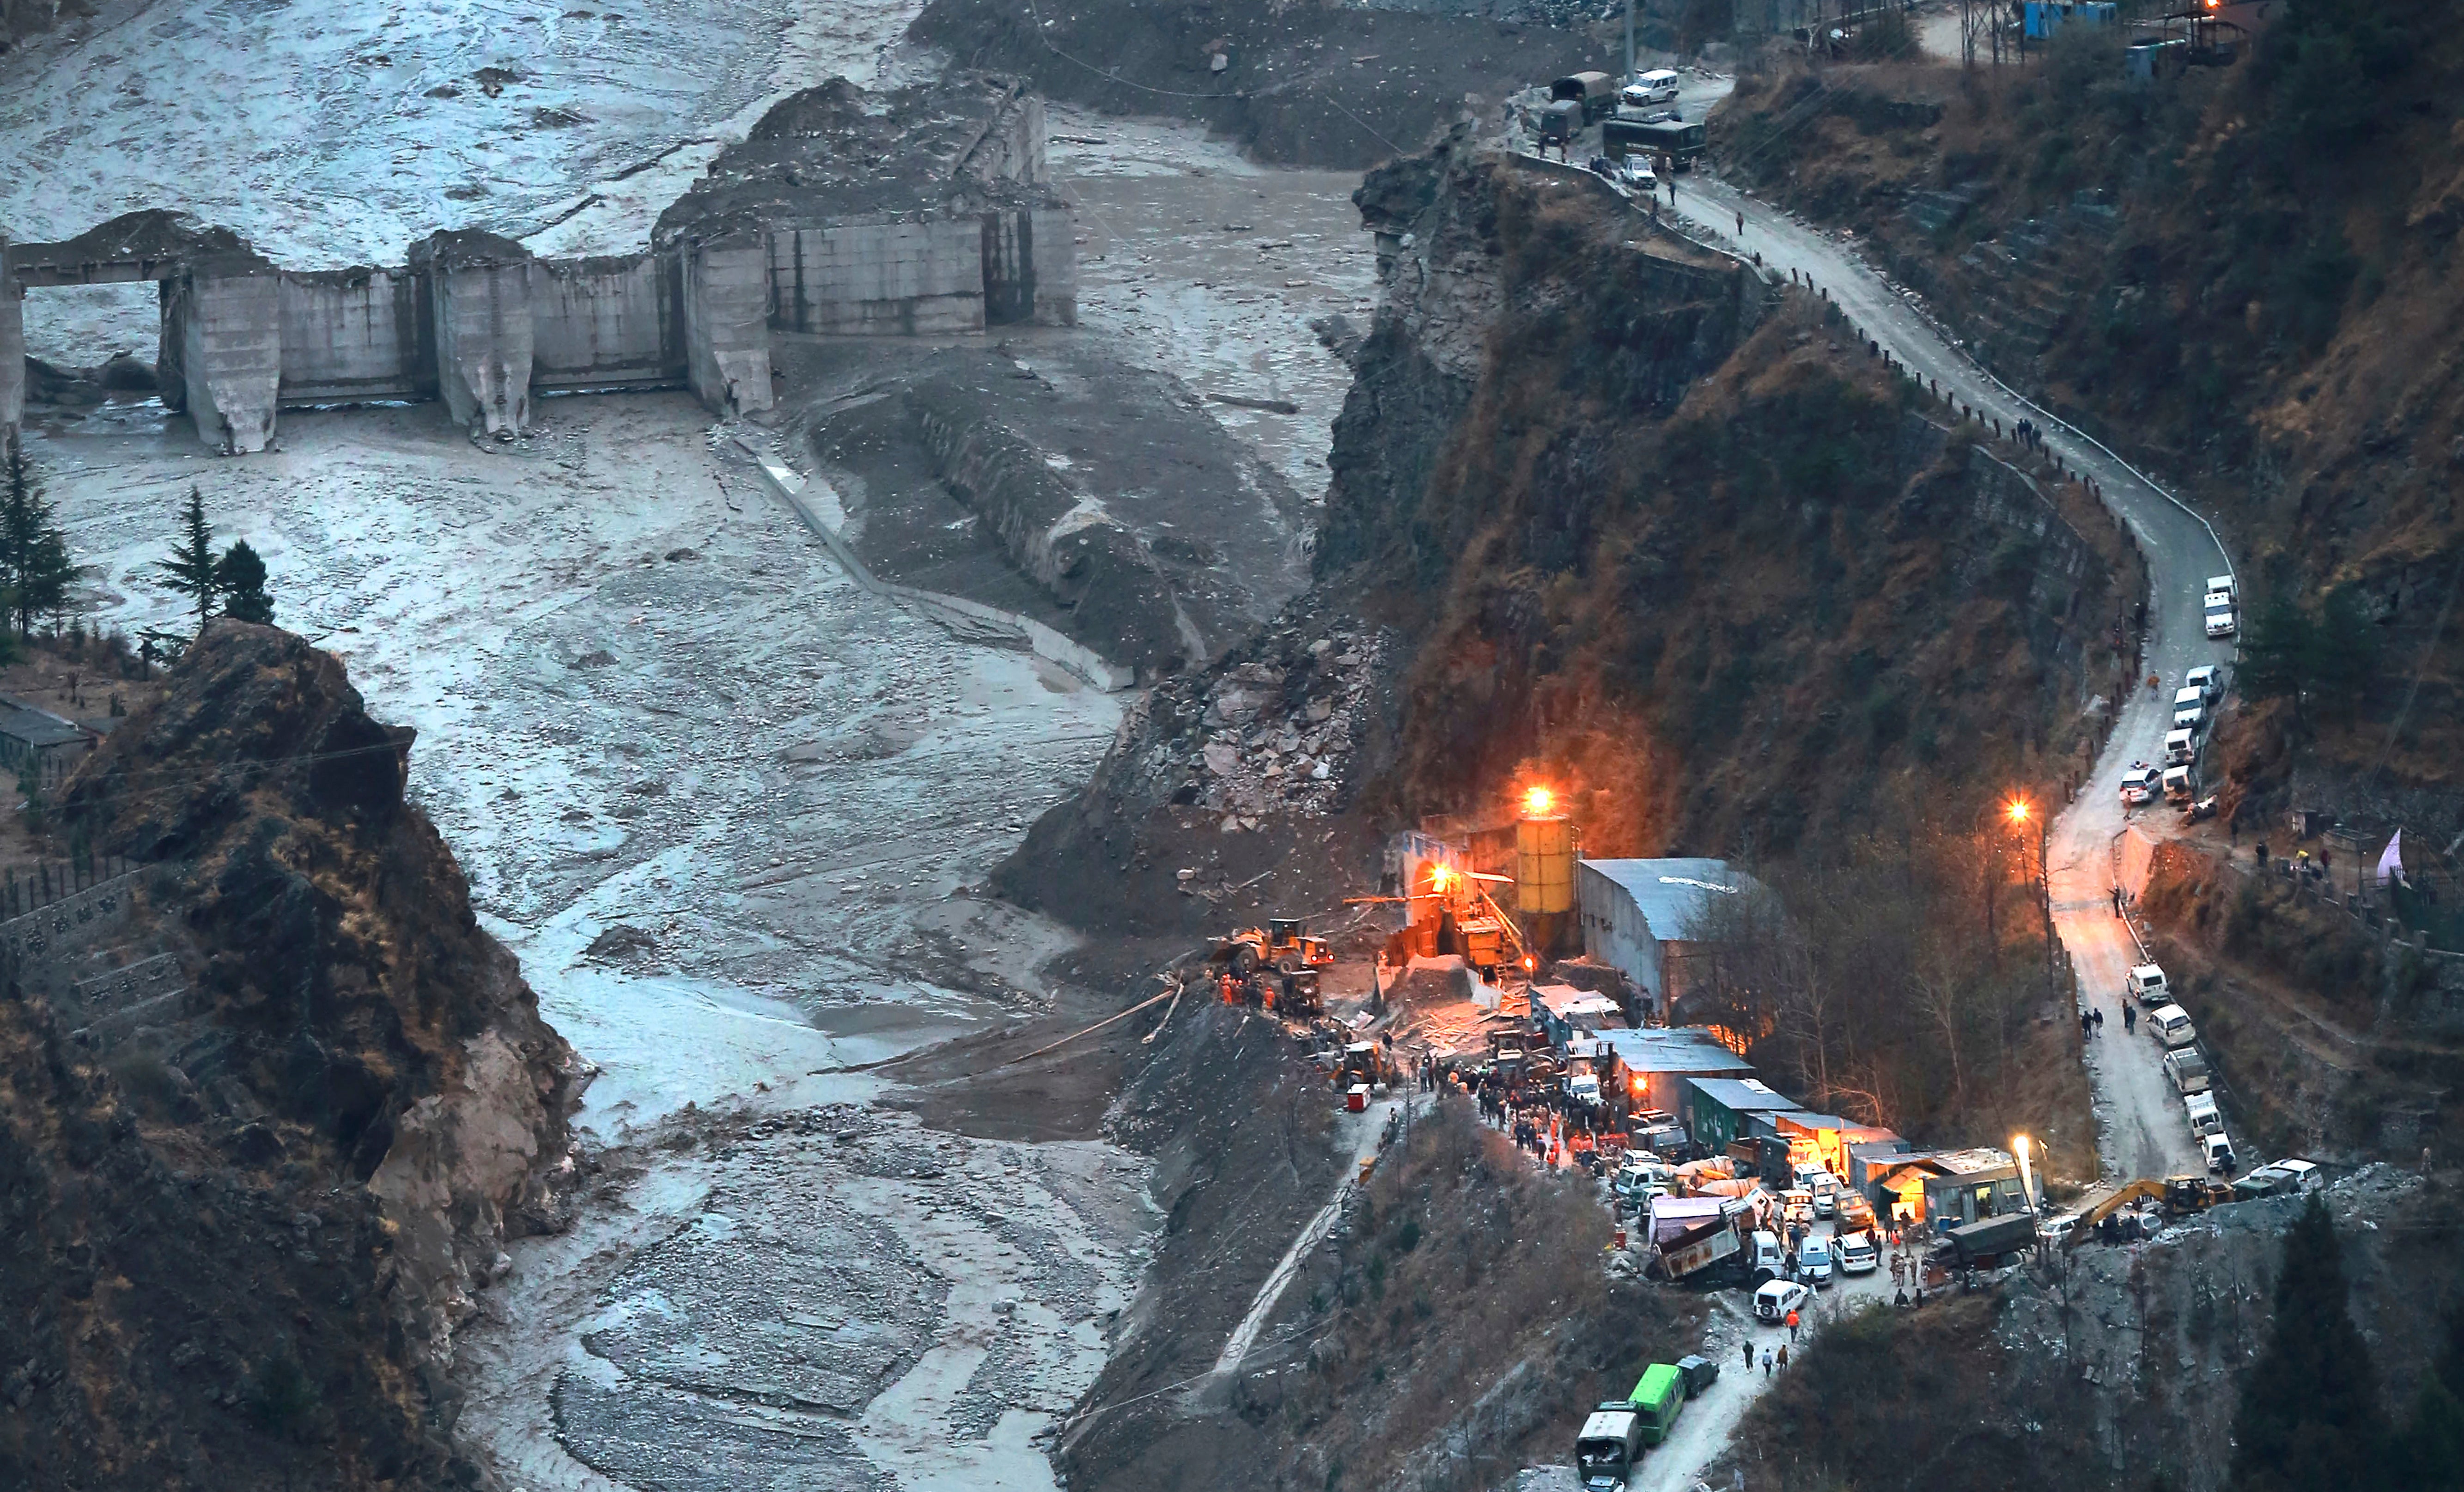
[{"left": 1, "top": 74, "right": 1074, "bottom": 452}]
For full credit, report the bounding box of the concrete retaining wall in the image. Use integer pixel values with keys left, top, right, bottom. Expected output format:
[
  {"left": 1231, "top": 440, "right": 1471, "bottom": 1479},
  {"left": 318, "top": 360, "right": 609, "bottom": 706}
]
[
  {"left": 771, "top": 219, "right": 986, "bottom": 335},
  {"left": 682, "top": 238, "right": 773, "bottom": 418},
  {"left": 733, "top": 436, "right": 1135, "bottom": 691},
  {"left": 279, "top": 268, "right": 424, "bottom": 405},
  {"left": 11, "top": 204, "right": 1074, "bottom": 451},
  {"left": 170, "top": 264, "right": 283, "bottom": 454},
  {"left": 533, "top": 254, "right": 679, "bottom": 392},
  {"left": 1028, "top": 206, "right": 1077, "bottom": 328},
  {"left": 430, "top": 256, "right": 535, "bottom": 437}
]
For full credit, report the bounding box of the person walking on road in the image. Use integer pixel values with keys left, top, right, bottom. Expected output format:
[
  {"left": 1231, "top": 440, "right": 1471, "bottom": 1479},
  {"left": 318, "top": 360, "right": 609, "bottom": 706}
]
[
  {"left": 1743, "top": 1338, "right": 1755, "bottom": 1371},
  {"left": 1735, "top": 208, "right": 1744, "bottom": 235},
  {"left": 1786, "top": 1309, "right": 1800, "bottom": 1343},
  {"left": 1762, "top": 1348, "right": 1774, "bottom": 1378},
  {"left": 2124, "top": 1004, "right": 2136, "bottom": 1034},
  {"left": 1777, "top": 1344, "right": 1789, "bottom": 1371}
]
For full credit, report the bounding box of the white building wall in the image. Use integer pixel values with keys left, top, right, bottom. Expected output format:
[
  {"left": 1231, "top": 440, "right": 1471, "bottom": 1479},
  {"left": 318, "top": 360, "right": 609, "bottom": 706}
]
[{"left": 1579, "top": 863, "right": 1669, "bottom": 1017}]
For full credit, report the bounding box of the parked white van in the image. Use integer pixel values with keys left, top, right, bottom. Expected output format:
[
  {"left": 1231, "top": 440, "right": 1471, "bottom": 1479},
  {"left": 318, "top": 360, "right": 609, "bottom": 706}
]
[
  {"left": 2148, "top": 1003, "right": 2198, "bottom": 1048},
  {"left": 2203, "top": 591, "right": 2238, "bottom": 639},
  {"left": 2206, "top": 574, "right": 2237, "bottom": 602},
  {"left": 2185, "top": 664, "right": 2220, "bottom": 700},
  {"left": 2173, "top": 687, "right": 2208, "bottom": 729},
  {"left": 2162, "top": 1047, "right": 2211, "bottom": 1094},
  {"left": 2127, "top": 963, "right": 2170, "bottom": 1005},
  {"left": 2162, "top": 764, "right": 2194, "bottom": 803},
  {"left": 2184, "top": 1090, "right": 2222, "bottom": 1136},
  {"left": 2165, "top": 728, "right": 2198, "bottom": 766}
]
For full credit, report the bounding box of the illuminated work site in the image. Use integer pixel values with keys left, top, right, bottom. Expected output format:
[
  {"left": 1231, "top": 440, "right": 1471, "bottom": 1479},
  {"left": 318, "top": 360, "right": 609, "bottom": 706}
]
[{"left": 4, "top": 0, "right": 2461, "bottom": 1490}]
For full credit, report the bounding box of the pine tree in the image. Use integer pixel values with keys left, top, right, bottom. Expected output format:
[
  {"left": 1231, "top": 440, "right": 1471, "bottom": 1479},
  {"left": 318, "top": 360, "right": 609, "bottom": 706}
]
[
  {"left": 2309, "top": 585, "right": 2380, "bottom": 719},
  {"left": 2396, "top": 1304, "right": 2464, "bottom": 1491},
  {"left": 2229, "top": 1194, "right": 2389, "bottom": 1492},
  {"left": 0, "top": 434, "right": 70, "bottom": 639},
  {"left": 2239, "top": 595, "right": 2316, "bottom": 722},
  {"left": 2395, "top": 1377, "right": 2464, "bottom": 1491},
  {"left": 216, "top": 541, "right": 275, "bottom": 625},
  {"left": 157, "top": 487, "right": 221, "bottom": 634}
]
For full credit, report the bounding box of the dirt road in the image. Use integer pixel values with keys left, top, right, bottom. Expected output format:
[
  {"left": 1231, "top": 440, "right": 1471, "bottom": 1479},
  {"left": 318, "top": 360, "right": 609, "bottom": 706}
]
[
  {"left": 1659, "top": 169, "right": 2227, "bottom": 1183},
  {"left": 1634, "top": 1237, "right": 1897, "bottom": 1492}
]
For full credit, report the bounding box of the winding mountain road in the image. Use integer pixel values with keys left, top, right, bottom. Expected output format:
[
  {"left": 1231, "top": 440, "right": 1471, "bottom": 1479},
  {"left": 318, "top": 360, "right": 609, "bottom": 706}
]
[{"left": 1659, "top": 172, "right": 2227, "bottom": 1183}]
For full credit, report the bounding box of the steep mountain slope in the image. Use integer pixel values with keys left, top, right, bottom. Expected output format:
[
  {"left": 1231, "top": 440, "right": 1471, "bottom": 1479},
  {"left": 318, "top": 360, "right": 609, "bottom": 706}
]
[
  {"left": 1713, "top": 4, "right": 2464, "bottom": 817},
  {"left": 0, "top": 622, "right": 578, "bottom": 1490}
]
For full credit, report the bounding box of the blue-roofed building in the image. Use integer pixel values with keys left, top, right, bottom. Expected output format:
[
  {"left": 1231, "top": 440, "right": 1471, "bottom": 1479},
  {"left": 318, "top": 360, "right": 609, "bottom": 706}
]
[
  {"left": 1576, "top": 858, "right": 1767, "bottom": 1021},
  {"left": 1595, "top": 1028, "right": 1754, "bottom": 1117}
]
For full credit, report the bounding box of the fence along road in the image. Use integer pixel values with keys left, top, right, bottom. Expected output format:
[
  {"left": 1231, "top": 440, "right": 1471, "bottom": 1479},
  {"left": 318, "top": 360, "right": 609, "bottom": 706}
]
[{"left": 1655, "top": 168, "right": 2224, "bottom": 1181}]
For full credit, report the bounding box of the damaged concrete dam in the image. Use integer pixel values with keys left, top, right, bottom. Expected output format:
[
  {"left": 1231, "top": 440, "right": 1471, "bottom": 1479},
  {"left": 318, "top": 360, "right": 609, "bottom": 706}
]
[{"left": 0, "top": 73, "right": 1074, "bottom": 451}]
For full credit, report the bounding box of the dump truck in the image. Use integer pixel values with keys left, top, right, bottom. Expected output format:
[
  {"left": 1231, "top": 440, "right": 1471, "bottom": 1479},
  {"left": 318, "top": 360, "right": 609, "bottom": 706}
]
[{"left": 1935, "top": 1212, "right": 2037, "bottom": 1267}]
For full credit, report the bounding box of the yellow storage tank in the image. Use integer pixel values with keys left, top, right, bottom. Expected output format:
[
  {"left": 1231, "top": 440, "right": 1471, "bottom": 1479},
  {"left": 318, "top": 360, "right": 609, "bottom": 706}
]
[{"left": 1515, "top": 815, "right": 1573, "bottom": 914}]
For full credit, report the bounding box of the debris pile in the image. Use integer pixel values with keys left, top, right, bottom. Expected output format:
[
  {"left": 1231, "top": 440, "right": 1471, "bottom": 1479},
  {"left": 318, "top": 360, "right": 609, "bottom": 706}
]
[{"left": 1117, "top": 607, "right": 1399, "bottom": 827}]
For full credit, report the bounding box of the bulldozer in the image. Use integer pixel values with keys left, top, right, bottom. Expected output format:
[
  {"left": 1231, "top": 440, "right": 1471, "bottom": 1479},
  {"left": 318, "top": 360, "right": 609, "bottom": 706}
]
[
  {"left": 1209, "top": 918, "right": 1336, "bottom": 978},
  {"left": 2066, "top": 1175, "right": 2235, "bottom": 1249}
]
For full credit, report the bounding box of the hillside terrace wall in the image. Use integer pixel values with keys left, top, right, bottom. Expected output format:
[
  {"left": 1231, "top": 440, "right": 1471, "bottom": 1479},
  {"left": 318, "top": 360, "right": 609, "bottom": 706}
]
[{"left": 3, "top": 205, "right": 1074, "bottom": 451}]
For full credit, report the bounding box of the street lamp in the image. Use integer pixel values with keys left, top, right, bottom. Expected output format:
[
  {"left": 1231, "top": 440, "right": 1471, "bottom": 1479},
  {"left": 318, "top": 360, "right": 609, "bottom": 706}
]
[
  {"left": 2012, "top": 1133, "right": 2038, "bottom": 1214},
  {"left": 2007, "top": 796, "right": 2054, "bottom": 970}
]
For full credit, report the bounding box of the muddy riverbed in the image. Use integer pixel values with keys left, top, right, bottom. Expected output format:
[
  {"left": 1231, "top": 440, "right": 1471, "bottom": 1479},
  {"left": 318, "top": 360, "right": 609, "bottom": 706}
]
[{"left": 18, "top": 81, "right": 1374, "bottom": 1487}]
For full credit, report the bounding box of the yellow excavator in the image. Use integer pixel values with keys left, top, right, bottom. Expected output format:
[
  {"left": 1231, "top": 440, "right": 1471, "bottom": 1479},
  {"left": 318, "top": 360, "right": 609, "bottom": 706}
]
[{"left": 2066, "top": 1175, "right": 2234, "bottom": 1249}]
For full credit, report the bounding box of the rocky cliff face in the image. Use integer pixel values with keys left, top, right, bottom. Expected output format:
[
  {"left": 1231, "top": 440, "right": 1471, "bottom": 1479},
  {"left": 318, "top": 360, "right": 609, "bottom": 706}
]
[
  {"left": 0, "top": 622, "right": 578, "bottom": 1490},
  {"left": 1002, "top": 139, "right": 2140, "bottom": 929},
  {"left": 1998, "top": 1166, "right": 2457, "bottom": 1492}
]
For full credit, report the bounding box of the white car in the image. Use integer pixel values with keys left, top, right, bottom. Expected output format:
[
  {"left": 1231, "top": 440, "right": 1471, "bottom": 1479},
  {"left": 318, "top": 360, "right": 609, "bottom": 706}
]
[
  {"left": 1753, "top": 1279, "right": 1811, "bottom": 1322},
  {"left": 1625, "top": 67, "right": 1681, "bottom": 104},
  {"left": 2185, "top": 664, "right": 2220, "bottom": 700},
  {"left": 1796, "top": 1238, "right": 1835, "bottom": 1287},
  {"left": 2164, "top": 728, "right": 2198, "bottom": 767},
  {"left": 2173, "top": 687, "right": 2208, "bottom": 729},
  {"left": 2127, "top": 962, "right": 2170, "bottom": 1005},
  {"left": 1619, "top": 154, "right": 1658, "bottom": 190},
  {"left": 1837, "top": 1230, "right": 1878, "bottom": 1274},
  {"left": 2120, "top": 763, "right": 2160, "bottom": 806},
  {"left": 2206, "top": 574, "right": 2237, "bottom": 603},
  {"left": 2203, "top": 1130, "right": 2238, "bottom": 1174},
  {"left": 2203, "top": 591, "right": 2238, "bottom": 639},
  {"left": 1782, "top": 1188, "right": 1816, "bottom": 1226}
]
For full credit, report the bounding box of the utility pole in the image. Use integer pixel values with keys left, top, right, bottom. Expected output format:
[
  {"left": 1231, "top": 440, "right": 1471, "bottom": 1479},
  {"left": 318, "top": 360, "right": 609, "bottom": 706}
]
[
  {"left": 1625, "top": 0, "right": 1636, "bottom": 81},
  {"left": 2037, "top": 814, "right": 2056, "bottom": 973}
]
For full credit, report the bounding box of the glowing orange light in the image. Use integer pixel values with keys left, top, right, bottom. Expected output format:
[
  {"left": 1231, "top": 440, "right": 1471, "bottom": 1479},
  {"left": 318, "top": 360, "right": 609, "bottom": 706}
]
[
  {"left": 2006, "top": 798, "right": 2031, "bottom": 825},
  {"left": 1524, "top": 786, "right": 1554, "bottom": 816},
  {"left": 1522, "top": 955, "right": 1536, "bottom": 971},
  {"left": 1429, "top": 865, "right": 1454, "bottom": 893}
]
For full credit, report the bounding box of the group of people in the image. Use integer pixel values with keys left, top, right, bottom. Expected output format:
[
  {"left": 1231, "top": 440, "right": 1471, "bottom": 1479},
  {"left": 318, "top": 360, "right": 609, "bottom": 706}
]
[{"left": 2080, "top": 1005, "right": 2108, "bottom": 1039}]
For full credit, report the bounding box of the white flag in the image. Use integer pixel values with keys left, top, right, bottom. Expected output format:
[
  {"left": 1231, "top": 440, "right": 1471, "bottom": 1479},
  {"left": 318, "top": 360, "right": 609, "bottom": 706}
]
[{"left": 2378, "top": 829, "right": 2407, "bottom": 888}]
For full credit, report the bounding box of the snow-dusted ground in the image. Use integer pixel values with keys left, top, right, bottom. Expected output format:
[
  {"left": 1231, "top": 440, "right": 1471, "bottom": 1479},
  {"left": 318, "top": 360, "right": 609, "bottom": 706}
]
[{"left": 1, "top": 0, "right": 934, "bottom": 361}]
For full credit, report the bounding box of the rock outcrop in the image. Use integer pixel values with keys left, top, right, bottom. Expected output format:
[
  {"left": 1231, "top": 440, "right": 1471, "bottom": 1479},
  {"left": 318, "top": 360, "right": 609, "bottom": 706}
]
[{"left": 0, "top": 622, "right": 579, "bottom": 1490}]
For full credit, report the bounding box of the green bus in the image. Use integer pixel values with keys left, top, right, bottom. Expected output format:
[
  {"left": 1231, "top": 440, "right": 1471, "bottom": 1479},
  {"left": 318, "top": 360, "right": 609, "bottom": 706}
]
[{"left": 1630, "top": 1362, "right": 1686, "bottom": 1445}]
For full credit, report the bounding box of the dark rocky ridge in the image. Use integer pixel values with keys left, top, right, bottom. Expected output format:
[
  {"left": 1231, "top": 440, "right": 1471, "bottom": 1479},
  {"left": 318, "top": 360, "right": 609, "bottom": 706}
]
[{"left": 0, "top": 622, "right": 579, "bottom": 1490}]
